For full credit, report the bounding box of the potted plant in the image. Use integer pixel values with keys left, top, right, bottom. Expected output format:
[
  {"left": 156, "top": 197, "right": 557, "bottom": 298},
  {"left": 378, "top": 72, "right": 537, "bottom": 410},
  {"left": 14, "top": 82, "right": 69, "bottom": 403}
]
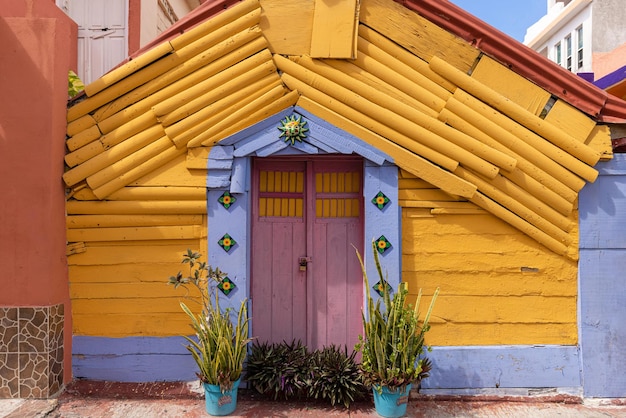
[
  {"left": 354, "top": 241, "right": 439, "bottom": 418},
  {"left": 168, "top": 249, "right": 252, "bottom": 416}
]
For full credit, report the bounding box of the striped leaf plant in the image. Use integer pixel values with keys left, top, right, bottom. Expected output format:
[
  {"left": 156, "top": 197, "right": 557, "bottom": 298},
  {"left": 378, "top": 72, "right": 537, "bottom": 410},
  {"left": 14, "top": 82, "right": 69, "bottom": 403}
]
[
  {"left": 168, "top": 249, "right": 252, "bottom": 392},
  {"left": 354, "top": 241, "right": 439, "bottom": 394}
]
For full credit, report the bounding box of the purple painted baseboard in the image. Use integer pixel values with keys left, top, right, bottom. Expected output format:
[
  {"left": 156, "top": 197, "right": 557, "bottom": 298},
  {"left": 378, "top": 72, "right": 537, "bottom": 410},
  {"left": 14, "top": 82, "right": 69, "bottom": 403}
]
[
  {"left": 72, "top": 336, "right": 198, "bottom": 382},
  {"left": 73, "top": 336, "right": 581, "bottom": 389},
  {"left": 423, "top": 345, "right": 581, "bottom": 390}
]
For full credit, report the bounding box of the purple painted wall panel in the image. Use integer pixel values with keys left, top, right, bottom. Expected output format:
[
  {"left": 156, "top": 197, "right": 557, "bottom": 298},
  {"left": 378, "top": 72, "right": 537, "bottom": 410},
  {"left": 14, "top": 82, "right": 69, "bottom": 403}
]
[
  {"left": 578, "top": 154, "right": 626, "bottom": 397},
  {"left": 73, "top": 337, "right": 197, "bottom": 382}
]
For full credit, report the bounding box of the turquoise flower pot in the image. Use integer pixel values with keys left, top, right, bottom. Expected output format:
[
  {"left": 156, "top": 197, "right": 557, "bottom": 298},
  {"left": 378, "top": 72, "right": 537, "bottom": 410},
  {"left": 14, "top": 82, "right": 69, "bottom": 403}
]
[
  {"left": 372, "top": 384, "right": 412, "bottom": 418},
  {"left": 203, "top": 378, "right": 241, "bottom": 416}
]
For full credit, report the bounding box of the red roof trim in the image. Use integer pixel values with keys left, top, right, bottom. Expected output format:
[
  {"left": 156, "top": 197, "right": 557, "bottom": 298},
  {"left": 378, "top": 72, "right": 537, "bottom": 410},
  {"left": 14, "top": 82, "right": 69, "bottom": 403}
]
[{"left": 399, "top": 0, "right": 626, "bottom": 123}]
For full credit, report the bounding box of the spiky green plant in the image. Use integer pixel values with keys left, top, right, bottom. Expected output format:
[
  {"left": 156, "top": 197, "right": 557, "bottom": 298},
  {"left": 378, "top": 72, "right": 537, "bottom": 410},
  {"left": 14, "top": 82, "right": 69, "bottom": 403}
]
[
  {"left": 354, "top": 241, "right": 439, "bottom": 393},
  {"left": 245, "top": 339, "right": 310, "bottom": 400},
  {"left": 246, "top": 340, "right": 367, "bottom": 407},
  {"left": 168, "top": 249, "right": 252, "bottom": 392},
  {"left": 308, "top": 344, "right": 368, "bottom": 408}
]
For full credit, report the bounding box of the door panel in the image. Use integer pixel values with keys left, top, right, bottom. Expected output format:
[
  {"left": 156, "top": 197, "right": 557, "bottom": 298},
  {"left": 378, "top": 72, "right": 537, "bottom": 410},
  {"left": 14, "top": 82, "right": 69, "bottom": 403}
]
[
  {"left": 251, "top": 157, "right": 363, "bottom": 351},
  {"left": 251, "top": 161, "right": 307, "bottom": 345},
  {"left": 64, "top": 0, "right": 127, "bottom": 85}
]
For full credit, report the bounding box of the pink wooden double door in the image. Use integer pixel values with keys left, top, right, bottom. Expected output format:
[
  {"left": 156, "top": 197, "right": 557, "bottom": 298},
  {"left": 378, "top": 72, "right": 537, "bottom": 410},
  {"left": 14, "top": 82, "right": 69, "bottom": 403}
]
[{"left": 251, "top": 157, "right": 364, "bottom": 351}]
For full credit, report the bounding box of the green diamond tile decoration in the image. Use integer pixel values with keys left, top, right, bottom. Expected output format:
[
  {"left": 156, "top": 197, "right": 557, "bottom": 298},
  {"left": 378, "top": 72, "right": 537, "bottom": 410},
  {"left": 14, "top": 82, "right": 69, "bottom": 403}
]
[
  {"left": 373, "top": 280, "right": 392, "bottom": 297},
  {"left": 217, "top": 277, "right": 236, "bottom": 295},
  {"left": 375, "top": 235, "right": 392, "bottom": 254},
  {"left": 371, "top": 191, "right": 390, "bottom": 210},
  {"left": 218, "top": 191, "right": 236, "bottom": 209},
  {"left": 218, "top": 233, "right": 236, "bottom": 252}
]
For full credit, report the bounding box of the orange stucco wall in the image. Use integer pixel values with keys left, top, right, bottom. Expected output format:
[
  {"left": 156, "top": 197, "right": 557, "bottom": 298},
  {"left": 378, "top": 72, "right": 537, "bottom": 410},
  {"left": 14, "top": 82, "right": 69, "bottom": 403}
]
[
  {"left": 0, "top": 0, "right": 77, "bottom": 383},
  {"left": 594, "top": 43, "right": 626, "bottom": 80},
  {"left": 128, "top": 0, "right": 142, "bottom": 54}
]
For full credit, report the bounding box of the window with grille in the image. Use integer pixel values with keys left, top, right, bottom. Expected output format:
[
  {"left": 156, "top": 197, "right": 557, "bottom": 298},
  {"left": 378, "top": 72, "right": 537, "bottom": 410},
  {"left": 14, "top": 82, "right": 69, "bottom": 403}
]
[
  {"left": 576, "top": 25, "right": 584, "bottom": 70},
  {"left": 565, "top": 35, "right": 572, "bottom": 71},
  {"left": 258, "top": 169, "right": 305, "bottom": 218}
]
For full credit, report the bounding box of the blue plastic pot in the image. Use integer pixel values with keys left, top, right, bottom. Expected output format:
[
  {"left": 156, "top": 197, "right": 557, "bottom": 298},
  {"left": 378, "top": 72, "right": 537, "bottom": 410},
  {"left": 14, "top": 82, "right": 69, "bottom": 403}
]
[
  {"left": 203, "top": 378, "right": 241, "bottom": 416},
  {"left": 372, "top": 384, "right": 412, "bottom": 418}
]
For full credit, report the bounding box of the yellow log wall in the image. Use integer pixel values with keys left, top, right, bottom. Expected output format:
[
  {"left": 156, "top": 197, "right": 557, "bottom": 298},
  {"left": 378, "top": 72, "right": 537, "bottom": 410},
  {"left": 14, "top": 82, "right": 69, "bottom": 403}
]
[
  {"left": 399, "top": 171, "right": 578, "bottom": 346},
  {"left": 66, "top": 155, "right": 208, "bottom": 337}
]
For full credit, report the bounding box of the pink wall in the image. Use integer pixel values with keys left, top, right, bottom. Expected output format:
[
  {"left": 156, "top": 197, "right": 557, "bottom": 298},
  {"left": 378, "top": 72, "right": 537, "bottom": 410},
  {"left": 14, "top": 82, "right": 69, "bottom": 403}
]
[
  {"left": 0, "top": 0, "right": 77, "bottom": 383},
  {"left": 594, "top": 43, "right": 626, "bottom": 80},
  {"left": 129, "top": 0, "right": 141, "bottom": 54}
]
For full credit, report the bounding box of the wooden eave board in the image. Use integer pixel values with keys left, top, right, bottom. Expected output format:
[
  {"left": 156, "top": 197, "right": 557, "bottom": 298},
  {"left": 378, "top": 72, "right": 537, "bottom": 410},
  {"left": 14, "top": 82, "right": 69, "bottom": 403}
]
[
  {"left": 584, "top": 124, "right": 613, "bottom": 161},
  {"left": 310, "top": 0, "right": 359, "bottom": 58},
  {"left": 359, "top": 0, "right": 479, "bottom": 73},
  {"left": 471, "top": 55, "right": 551, "bottom": 117},
  {"left": 544, "top": 99, "right": 597, "bottom": 143},
  {"left": 259, "top": 0, "right": 315, "bottom": 55}
]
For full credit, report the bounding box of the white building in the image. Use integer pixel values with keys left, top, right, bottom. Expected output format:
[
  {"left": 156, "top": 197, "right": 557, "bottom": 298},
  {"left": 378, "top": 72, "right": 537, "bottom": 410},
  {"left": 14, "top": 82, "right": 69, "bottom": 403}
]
[
  {"left": 57, "top": 0, "right": 203, "bottom": 85},
  {"left": 524, "top": 0, "right": 626, "bottom": 81}
]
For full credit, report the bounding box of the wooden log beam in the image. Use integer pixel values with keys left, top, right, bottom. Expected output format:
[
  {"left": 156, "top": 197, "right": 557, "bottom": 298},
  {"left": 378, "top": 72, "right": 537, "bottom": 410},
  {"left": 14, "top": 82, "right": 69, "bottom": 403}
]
[
  {"left": 170, "top": 0, "right": 260, "bottom": 50},
  {"left": 467, "top": 191, "right": 575, "bottom": 261},
  {"left": 453, "top": 89, "right": 598, "bottom": 184},
  {"left": 274, "top": 54, "right": 500, "bottom": 179},
  {"left": 63, "top": 125, "right": 165, "bottom": 187},
  {"left": 67, "top": 225, "right": 205, "bottom": 242},
  {"left": 155, "top": 57, "right": 278, "bottom": 127},
  {"left": 284, "top": 74, "right": 458, "bottom": 173},
  {"left": 67, "top": 214, "right": 204, "bottom": 228},
  {"left": 164, "top": 76, "right": 280, "bottom": 144},
  {"left": 454, "top": 166, "right": 573, "bottom": 243},
  {"left": 65, "top": 117, "right": 162, "bottom": 169},
  {"left": 198, "top": 89, "right": 300, "bottom": 146},
  {"left": 84, "top": 42, "right": 174, "bottom": 97},
  {"left": 67, "top": 114, "right": 97, "bottom": 137},
  {"left": 294, "top": 97, "right": 477, "bottom": 199},
  {"left": 357, "top": 24, "right": 455, "bottom": 92},
  {"left": 67, "top": 8, "right": 262, "bottom": 122},
  {"left": 444, "top": 97, "right": 586, "bottom": 193},
  {"left": 178, "top": 79, "right": 284, "bottom": 147},
  {"left": 430, "top": 55, "right": 601, "bottom": 167},
  {"left": 359, "top": 0, "right": 479, "bottom": 72},
  {"left": 194, "top": 84, "right": 289, "bottom": 146},
  {"left": 106, "top": 187, "right": 206, "bottom": 201},
  {"left": 66, "top": 200, "right": 207, "bottom": 215},
  {"left": 93, "top": 35, "right": 267, "bottom": 125},
  {"left": 296, "top": 55, "right": 516, "bottom": 173},
  {"left": 90, "top": 145, "right": 186, "bottom": 199},
  {"left": 439, "top": 108, "right": 575, "bottom": 215},
  {"left": 323, "top": 58, "right": 438, "bottom": 119},
  {"left": 66, "top": 125, "right": 101, "bottom": 152},
  {"left": 356, "top": 35, "right": 450, "bottom": 104}
]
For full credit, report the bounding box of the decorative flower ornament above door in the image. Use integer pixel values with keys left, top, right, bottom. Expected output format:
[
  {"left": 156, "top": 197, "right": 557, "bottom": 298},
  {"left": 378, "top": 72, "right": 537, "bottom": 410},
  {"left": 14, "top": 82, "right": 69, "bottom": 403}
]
[{"left": 278, "top": 114, "right": 309, "bottom": 145}]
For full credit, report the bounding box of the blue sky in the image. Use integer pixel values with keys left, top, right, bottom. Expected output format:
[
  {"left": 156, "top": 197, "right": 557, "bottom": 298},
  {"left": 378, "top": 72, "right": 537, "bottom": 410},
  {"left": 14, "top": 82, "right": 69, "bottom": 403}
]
[{"left": 449, "top": 0, "right": 547, "bottom": 42}]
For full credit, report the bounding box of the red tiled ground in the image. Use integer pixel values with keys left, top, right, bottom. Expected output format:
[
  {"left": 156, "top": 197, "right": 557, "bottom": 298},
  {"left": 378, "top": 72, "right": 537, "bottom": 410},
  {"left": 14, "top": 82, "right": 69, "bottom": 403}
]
[{"left": 3, "top": 380, "right": 625, "bottom": 417}]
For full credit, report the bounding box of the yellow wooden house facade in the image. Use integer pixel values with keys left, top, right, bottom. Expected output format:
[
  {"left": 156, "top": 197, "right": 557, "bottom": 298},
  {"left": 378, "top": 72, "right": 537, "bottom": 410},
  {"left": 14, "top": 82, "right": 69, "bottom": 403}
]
[{"left": 63, "top": 0, "right": 624, "bottom": 393}]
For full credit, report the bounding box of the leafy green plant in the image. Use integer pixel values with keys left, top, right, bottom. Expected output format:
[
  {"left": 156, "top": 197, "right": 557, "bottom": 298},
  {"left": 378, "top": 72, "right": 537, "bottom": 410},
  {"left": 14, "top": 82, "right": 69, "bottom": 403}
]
[
  {"left": 68, "top": 70, "right": 84, "bottom": 98},
  {"left": 354, "top": 240, "right": 439, "bottom": 393},
  {"left": 168, "top": 249, "right": 252, "bottom": 392},
  {"left": 308, "top": 345, "right": 368, "bottom": 408}
]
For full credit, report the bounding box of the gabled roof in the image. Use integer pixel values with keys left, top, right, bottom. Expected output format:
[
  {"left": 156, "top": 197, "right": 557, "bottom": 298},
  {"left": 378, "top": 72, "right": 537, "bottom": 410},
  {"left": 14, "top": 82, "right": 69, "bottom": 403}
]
[
  {"left": 64, "top": 0, "right": 623, "bottom": 260},
  {"left": 128, "top": 0, "right": 626, "bottom": 124}
]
